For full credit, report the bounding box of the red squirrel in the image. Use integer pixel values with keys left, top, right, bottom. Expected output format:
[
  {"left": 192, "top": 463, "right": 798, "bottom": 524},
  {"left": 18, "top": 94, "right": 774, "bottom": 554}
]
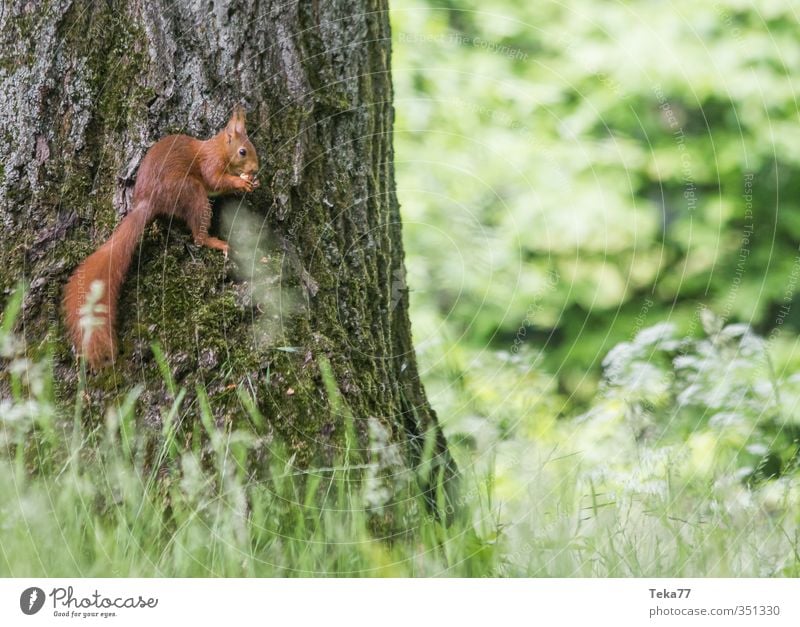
[{"left": 63, "top": 106, "right": 260, "bottom": 369}]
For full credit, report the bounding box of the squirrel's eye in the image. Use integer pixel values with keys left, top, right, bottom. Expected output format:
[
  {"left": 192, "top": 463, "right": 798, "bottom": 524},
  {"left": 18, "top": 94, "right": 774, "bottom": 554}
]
[{"left": 238, "top": 147, "right": 247, "bottom": 156}]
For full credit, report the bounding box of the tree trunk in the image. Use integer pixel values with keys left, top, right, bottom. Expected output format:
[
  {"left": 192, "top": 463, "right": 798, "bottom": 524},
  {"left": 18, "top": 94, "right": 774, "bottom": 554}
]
[{"left": 0, "top": 0, "right": 456, "bottom": 511}]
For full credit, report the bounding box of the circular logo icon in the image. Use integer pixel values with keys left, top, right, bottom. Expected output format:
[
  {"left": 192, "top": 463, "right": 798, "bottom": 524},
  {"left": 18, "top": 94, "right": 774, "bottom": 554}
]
[{"left": 20, "top": 587, "right": 45, "bottom": 615}]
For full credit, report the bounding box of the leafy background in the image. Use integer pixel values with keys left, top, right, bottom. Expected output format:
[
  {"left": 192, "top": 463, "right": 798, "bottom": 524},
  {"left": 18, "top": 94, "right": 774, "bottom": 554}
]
[
  {"left": 394, "top": 0, "right": 800, "bottom": 395},
  {"left": 391, "top": 0, "right": 800, "bottom": 573}
]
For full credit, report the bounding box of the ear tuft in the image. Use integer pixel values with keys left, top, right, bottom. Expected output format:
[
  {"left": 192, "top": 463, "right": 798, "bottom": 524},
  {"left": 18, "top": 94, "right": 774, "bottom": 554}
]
[
  {"left": 225, "top": 105, "right": 246, "bottom": 136},
  {"left": 226, "top": 104, "right": 247, "bottom": 136}
]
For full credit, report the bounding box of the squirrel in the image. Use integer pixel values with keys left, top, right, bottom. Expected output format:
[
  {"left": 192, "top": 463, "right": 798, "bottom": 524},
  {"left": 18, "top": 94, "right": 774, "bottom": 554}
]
[{"left": 63, "top": 106, "right": 260, "bottom": 369}]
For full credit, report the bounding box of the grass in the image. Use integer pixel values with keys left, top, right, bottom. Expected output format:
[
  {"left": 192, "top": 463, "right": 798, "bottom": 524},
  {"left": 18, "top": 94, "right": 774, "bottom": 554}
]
[
  {"left": 0, "top": 389, "right": 495, "bottom": 576},
  {"left": 1, "top": 288, "right": 799, "bottom": 577}
]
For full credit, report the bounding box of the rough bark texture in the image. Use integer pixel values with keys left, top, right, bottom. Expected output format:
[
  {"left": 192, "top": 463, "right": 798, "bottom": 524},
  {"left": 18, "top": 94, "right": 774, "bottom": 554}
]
[{"left": 0, "top": 0, "right": 455, "bottom": 506}]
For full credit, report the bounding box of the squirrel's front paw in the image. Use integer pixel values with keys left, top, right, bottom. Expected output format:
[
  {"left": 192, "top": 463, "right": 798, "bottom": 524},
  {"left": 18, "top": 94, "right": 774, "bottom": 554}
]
[{"left": 239, "top": 173, "right": 259, "bottom": 192}]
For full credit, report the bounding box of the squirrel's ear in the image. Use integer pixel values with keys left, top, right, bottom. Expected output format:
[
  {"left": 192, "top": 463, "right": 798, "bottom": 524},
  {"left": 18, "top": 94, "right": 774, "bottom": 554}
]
[
  {"left": 225, "top": 106, "right": 244, "bottom": 136},
  {"left": 228, "top": 105, "right": 247, "bottom": 136}
]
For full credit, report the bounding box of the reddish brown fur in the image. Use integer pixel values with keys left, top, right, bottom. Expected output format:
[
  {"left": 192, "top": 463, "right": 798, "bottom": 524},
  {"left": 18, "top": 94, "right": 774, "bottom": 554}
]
[{"left": 63, "top": 107, "right": 259, "bottom": 368}]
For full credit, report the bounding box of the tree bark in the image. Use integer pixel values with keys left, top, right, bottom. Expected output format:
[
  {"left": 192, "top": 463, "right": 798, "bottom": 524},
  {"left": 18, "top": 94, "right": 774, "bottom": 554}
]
[{"left": 0, "top": 0, "right": 456, "bottom": 511}]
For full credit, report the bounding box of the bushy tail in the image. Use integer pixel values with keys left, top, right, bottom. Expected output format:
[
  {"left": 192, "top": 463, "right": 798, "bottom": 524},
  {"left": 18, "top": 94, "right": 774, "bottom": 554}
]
[{"left": 63, "top": 207, "right": 149, "bottom": 368}]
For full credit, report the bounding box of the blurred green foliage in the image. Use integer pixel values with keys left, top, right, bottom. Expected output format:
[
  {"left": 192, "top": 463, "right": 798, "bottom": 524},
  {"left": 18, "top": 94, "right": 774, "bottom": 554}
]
[
  {"left": 391, "top": 1, "right": 800, "bottom": 565},
  {"left": 392, "top": 0, "right": 800, "bottom": 401}
]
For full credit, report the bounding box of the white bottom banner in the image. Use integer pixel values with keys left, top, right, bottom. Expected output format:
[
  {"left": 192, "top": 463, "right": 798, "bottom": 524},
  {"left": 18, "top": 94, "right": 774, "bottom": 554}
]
[{"left": 1, "top": 578, "right": 797, "bottom": 626}]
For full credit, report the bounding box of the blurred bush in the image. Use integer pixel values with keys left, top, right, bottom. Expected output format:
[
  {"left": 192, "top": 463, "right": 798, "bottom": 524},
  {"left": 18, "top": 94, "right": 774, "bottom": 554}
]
[{"left": 392, "top": 0, "right": 800, "bottom": 401}]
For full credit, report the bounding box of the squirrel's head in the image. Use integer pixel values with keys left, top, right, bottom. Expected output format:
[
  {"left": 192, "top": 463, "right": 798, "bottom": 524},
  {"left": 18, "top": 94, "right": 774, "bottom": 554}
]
[{"left": 223, "top": 106, "right": 259, "bottom": 176}]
